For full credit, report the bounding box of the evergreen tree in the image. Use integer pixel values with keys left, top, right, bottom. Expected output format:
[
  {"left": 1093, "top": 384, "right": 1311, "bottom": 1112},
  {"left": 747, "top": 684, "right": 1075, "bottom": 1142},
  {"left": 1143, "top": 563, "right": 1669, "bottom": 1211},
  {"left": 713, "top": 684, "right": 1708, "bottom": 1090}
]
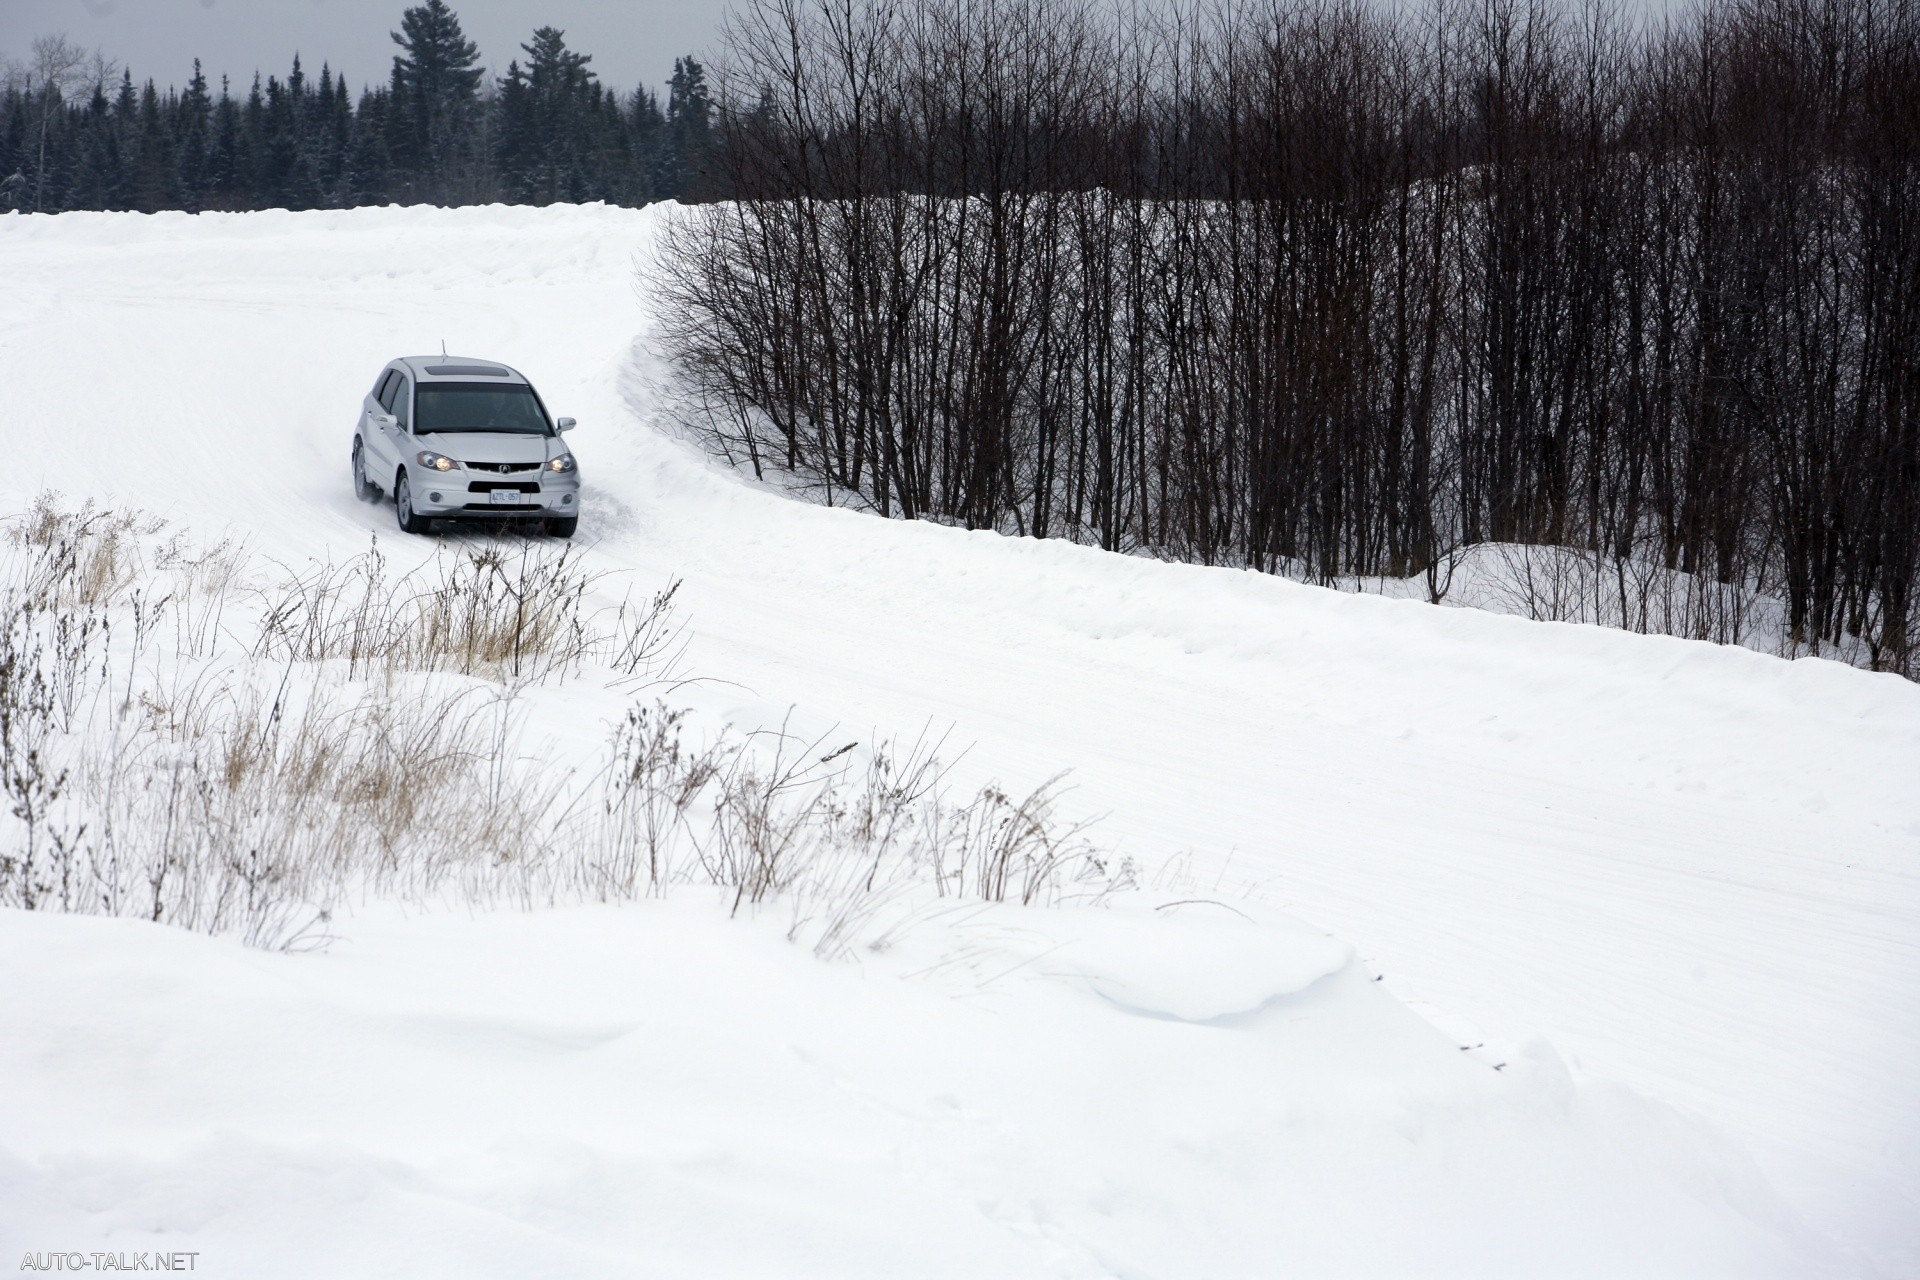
[
  {"left": 209, "top": 76, "right": 241, "bottom": 207},
  {"left": 0, "top": 26, "right": 713, "bottom": 213},
  {"left": 389, "top": 0, "right": 483, "bottom": 201},
  {"left": 661, "top": 56, "right": 712, "bottom": 200},
  {"left": 280, "top": 55, "right": 325, "bottom": 209},
  {"left": 496, "top": 26, "right": 595, "bottom": 204},
  {"left": 590, "top": 86, "right": 631, "bottom": 202},
  {"left": 259, "top": 72, "right": 295, "bottom": 206},
  {"left": 629, "top": 85, "right": 666, "bottom": 203},
  {"left": 315, "top": 64, "right": 352, "bottom": 202},
  {"left": 381, "top": 61, "right": 410, "bottom": 198},
  {"left": 102, "top": 71, "right": 137, "bottom": 212},
  {"left": 71, "top": 80, "right": 120, "bottom": 210},
  {"left": 112, "top": 71, "right": 136, "bottom": 131},
  {"left": 495, "top": 60, "right": 535, "bottom": 201},
  {"left": 351, "top": 84, "right": 394, "bottom": 203},
  {"left": 132, "top": 78, "right": 175, "bottom": 211},
  {"left": 242, "top": 73, "right": 267, "bottom": 199},
  {"left": 0, "top": 92, "right": 27, "bottom": 209},
  {"left": 177, "top": 60, "right": 212, "bottom": 209}
]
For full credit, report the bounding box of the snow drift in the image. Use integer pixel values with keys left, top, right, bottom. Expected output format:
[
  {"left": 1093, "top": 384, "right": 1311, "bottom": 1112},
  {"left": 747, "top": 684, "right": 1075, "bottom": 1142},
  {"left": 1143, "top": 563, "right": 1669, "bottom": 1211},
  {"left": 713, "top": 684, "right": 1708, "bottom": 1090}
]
[{"left": 0, "top": 202, "right": 1914, "bottom": 1278}]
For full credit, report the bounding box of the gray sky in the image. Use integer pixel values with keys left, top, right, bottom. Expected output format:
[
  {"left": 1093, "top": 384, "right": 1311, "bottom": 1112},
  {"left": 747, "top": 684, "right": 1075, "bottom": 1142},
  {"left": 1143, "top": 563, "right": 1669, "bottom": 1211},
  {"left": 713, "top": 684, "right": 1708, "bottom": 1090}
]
[{"left": 1, "top": 0, "right": 723, "bottom": 98}]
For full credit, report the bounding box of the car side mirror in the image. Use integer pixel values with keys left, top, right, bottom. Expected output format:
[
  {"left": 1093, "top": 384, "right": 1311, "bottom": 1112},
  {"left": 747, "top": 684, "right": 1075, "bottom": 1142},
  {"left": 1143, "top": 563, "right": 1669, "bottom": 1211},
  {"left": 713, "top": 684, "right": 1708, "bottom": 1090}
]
[
  {"left": 370, "top": 412, "right": 397, "bottom": 429},
  {"left": 556, "top": 417, "right": 577, "bottom": 433}
]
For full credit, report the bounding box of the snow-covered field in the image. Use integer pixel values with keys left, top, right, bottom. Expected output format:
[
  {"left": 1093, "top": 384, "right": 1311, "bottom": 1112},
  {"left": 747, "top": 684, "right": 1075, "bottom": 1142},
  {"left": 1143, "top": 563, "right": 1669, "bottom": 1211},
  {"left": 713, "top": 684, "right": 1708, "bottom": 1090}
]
[{"left": 1, "top": 203, "right": 1915, "bottom": 1278}]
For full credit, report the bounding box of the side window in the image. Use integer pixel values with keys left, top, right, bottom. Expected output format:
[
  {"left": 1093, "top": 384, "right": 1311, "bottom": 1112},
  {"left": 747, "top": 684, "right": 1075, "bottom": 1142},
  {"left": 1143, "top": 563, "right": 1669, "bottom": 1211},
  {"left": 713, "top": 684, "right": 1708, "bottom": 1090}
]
[
  {"left": 392, "top": 376, "right": 412, "bottom": 429},
  {"left": 377, "top": 371, "right": 399, "bottom": 412}
]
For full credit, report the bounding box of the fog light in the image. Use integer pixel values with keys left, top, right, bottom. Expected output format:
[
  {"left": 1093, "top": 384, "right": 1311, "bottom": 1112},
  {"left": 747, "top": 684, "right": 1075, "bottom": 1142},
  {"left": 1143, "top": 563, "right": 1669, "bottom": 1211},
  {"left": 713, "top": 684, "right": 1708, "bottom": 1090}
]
[
  {"left": 428, "top": 491, "right": 442, "bottom": 503},
  {"left": 563, "top": 494, "right": 574, "bottom": 505}
]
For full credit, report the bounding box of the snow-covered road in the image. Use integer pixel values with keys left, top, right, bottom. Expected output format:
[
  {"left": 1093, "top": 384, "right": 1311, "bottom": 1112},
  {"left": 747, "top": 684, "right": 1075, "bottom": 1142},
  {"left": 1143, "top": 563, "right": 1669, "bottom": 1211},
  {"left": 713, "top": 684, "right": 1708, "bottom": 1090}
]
[{"left": 2, "top": 203, "right": 1915, "bottom": 1277}]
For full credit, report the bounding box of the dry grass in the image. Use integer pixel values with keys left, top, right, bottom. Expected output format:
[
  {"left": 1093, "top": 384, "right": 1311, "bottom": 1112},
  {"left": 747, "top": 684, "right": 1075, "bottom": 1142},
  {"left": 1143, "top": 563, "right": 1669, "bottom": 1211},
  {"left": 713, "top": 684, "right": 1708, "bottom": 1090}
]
[
  {"left": 78, "top": 676, "right": 556, "bottom": 946},
  {"left": 2, "top": 494, "right": 1122, "bottom": 952},
  {"left": 253, "top": 537, "right": 683, "bottom": 686}
]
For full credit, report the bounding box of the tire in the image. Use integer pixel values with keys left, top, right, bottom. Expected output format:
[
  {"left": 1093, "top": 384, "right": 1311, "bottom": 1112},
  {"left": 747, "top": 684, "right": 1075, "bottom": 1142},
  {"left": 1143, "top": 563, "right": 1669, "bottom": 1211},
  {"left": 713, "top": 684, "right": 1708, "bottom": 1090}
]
[
  {"left": 395, "top": 471, "right": 431, "bottom": 534},
  {"left": 546, "top": 516, "right": 578, "bottom": 539},
  {"left": 352, "top": 437, "right": 380, "bottom": 501}
]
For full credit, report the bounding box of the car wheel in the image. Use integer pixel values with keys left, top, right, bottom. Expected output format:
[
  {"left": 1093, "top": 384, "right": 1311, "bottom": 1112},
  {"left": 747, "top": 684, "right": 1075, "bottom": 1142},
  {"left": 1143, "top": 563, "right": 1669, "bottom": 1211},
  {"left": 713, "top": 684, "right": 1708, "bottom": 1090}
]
[
  {"left": 395, "top": 472, "right": 431, "bottom": 534},
  {"left": 352, "top": 437, "right": 380, "bottom": 501},
  {"left": 546, "top": 516, "right": 578, "bottom": 539}
]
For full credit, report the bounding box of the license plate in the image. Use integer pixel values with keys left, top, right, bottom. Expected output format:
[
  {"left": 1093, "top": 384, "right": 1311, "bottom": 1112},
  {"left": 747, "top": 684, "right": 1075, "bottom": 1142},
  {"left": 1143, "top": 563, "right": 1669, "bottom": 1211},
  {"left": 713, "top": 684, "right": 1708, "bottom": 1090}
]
[{"left": 491, "top": 489, "right": 523, "bottom": 505}]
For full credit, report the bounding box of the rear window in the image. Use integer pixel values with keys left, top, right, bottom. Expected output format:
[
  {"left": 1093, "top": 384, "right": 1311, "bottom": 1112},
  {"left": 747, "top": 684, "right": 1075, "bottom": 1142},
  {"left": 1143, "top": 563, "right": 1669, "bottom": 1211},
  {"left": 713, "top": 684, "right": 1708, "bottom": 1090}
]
[{"left": 414, "top": 383, "right": 550, "bottom": 435}]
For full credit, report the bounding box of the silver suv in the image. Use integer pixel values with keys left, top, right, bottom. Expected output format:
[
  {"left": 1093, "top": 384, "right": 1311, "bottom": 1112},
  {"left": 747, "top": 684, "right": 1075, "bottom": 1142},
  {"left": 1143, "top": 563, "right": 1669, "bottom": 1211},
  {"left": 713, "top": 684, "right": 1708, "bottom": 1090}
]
[{"left": 352, "top": 356, "right": 582, "bottom": 537}]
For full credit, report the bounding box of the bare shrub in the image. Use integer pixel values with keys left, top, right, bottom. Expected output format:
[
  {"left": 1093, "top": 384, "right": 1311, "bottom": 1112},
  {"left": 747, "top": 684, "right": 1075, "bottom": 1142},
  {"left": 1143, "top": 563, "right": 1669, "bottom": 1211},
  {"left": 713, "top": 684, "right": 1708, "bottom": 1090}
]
[
  {"left": 1465, "top": 543, "right": 1771, "bottom": 649},
  {"left": 0, "top": 613, "right": 73, "bottom": 911},
  {"left": 939, "top": 776, "right": 1103, "bottom": 907},
  {"left": 157, "top": 530, "right": 248, "bottom": 659},
  {"left": 592, "top": 701, "right": 731, "bottom": 897}
]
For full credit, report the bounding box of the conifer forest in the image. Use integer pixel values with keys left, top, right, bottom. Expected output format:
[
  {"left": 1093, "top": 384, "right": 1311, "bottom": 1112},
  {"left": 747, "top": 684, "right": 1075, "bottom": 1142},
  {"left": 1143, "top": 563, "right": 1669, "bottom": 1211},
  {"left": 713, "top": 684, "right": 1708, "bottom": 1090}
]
[{"left": 0, "top": 1, "right": 715, "bottom": 211}]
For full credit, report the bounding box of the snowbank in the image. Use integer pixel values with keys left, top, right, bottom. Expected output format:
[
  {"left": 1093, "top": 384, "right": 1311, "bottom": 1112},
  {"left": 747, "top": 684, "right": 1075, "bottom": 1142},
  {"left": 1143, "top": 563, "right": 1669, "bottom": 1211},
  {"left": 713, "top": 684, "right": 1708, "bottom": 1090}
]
[
  {"left": 0, "top": 898, "right": 1842, "bottom": 1279},
  {"left": 1, "top": 202, "right": 1914, "bottom": 1276}
]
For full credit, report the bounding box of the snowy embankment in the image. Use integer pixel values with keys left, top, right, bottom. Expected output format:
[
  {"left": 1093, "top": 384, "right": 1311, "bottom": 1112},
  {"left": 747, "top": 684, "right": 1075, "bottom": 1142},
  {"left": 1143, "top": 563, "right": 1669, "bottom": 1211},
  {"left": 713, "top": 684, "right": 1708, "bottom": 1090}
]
[{"left": 0, "top": 203, "right": 1915, "bottom": 1278}]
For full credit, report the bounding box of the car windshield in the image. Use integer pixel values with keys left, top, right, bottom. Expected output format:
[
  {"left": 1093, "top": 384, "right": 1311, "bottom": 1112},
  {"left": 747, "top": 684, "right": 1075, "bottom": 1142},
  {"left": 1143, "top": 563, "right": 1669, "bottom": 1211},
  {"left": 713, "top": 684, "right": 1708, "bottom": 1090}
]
[{"left": 415, "top": 382, "right": 550, "bottom": 435}]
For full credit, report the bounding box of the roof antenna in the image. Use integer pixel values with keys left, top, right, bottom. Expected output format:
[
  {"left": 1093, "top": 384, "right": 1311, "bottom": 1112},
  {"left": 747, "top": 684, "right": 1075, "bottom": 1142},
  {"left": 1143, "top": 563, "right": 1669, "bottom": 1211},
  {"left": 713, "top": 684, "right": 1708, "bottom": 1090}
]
[{"left": 440, "top": 338, "right": 448, "bottom": 357}]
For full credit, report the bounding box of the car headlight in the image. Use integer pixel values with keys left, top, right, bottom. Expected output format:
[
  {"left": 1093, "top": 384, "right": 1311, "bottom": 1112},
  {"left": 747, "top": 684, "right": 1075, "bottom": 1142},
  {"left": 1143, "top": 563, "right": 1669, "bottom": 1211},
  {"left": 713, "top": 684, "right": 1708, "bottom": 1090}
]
[
  {"left": 548, "top": 453, "right": 576, "bottom": 474},
  {"left": 415, "top": 450, "right": 458, "bottom": 472}
]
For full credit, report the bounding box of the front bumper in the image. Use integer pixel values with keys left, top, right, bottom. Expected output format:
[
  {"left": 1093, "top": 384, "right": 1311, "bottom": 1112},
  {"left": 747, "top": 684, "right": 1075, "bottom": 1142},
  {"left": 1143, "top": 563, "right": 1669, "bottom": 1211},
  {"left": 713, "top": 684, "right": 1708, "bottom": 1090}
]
[{"left": 408, "top": 465, "right": 581, "bottom": 518}]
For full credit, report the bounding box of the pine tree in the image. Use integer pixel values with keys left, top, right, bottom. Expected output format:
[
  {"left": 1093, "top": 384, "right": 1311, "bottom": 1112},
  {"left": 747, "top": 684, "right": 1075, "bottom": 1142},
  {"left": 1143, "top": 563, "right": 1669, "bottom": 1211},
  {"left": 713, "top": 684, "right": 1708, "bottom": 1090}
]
[
  {"left": 629, "top": 85, "right": 666, "bottom": 203},
  {"left": 0, "top": 26, "right": 712, "bottom": 214},
  {"left": 259, "top": 72, "right": 295, "bottom": 206},
  {"left": 590, "top": 86, "right": 629, "bottom": 202},
  {"left": 349, "top": 85, "right": 394, "bottom": 204},
  {"left": 389, "top": 0, "right": 484, "bottom": 201},
  {"left": 99, "top": 71, "right": 138, "bottom": 211},
  {"left": 0, "top": 90, "right": 28, "bottom": 209},
  {"left": 314, "top": 64, "right": 352, "bottom": 202},
  {"left": 495, "top": 59, "right": 536, "bottom": 202},
  {"left": 381, "top": 62, "right": 411, "bottom": 200},
  {"left": 282, "top": 55, "right": 324, "bottom": 209},
  {"left": 495, "top": 27, "right": 597, "bottom": 204},
  {"left": 177, "top": 59, "right": 213, "bottom": 209},
  {"left": 662, "top": 56, "right": 712, "bottom": 200},
  {"left": 132, "top": 79, "right": 175, "bottom": 211},
  {"left": 242, "top": 73, "right": 267, "bottom": 204},
  {"left": 71, "top": 80, "right": 120, "bottom": 210},
  {"left": 209, "top": 75, "right": 241, "bottom": 207}
]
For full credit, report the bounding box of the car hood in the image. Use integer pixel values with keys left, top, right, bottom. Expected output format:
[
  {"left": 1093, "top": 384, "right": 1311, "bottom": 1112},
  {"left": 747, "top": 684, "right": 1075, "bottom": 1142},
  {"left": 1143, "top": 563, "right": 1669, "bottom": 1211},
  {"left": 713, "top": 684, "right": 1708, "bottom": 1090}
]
[{"left": 419, "top": 432, "right": 556, "bottom": 465}]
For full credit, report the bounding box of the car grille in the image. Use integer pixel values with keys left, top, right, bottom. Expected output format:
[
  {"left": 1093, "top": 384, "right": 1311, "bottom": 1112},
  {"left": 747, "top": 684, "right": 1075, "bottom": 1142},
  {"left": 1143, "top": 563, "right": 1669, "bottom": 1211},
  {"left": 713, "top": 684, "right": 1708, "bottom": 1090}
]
[{"left": 466, "top": 461, "right": 541, "bottom": 475}]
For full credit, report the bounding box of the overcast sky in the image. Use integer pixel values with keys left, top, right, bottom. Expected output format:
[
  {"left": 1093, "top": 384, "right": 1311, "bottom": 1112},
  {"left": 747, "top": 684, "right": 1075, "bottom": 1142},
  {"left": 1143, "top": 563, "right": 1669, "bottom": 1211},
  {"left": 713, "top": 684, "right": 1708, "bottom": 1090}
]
[{"left": 1, "top": 0, "right": 723, "bottom": 97}]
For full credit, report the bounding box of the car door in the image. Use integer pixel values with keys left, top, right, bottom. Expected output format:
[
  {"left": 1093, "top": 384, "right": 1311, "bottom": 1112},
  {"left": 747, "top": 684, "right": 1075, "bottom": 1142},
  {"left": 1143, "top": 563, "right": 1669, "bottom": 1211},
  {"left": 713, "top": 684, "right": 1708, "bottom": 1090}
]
[
  {"left": 370, "top": 370, "right": 412, "bottom": 480},
  {"left": 361, "top": 369, "right": 395, "bottom": 471}
]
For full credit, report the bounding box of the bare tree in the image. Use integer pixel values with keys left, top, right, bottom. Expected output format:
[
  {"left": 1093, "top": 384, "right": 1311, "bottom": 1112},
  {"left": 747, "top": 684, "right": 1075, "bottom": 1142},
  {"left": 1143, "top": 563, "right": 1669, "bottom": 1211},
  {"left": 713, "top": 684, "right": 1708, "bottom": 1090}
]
[
  {"left": 22, "top": 34, "right": 91, "bottom": 211},
  {"left": 657, "top": 0, "right": 1920, "bottom": 678}
]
